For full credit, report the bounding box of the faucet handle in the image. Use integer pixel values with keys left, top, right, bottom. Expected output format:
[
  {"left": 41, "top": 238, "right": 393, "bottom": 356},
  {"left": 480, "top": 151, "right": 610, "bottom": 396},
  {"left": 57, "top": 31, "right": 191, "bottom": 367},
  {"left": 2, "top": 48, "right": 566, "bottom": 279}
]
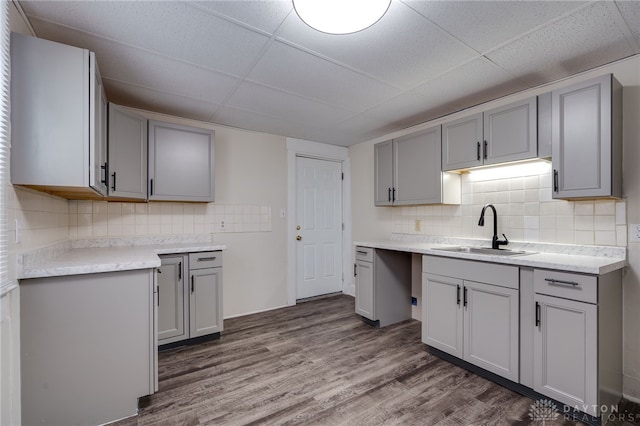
[{"left": 498, "top": 233, "right": 509, "bottom": 247}]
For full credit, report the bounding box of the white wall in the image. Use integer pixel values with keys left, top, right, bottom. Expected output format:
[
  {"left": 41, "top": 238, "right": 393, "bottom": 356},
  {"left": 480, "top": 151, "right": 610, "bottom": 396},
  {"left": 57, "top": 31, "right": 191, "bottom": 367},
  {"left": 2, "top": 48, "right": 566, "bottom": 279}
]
[{"left": 349, "top": 55, "right": 640, "bottom": 401}]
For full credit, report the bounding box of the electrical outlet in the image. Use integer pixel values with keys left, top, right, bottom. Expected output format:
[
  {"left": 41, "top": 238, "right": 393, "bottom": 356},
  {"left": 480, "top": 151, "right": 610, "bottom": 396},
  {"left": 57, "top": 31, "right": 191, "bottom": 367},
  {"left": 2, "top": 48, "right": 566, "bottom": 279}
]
[
  {"left": 630, "top": 224, "right": 640, "bottom": 243},
  {"left": 279, "top": 208, "right": 286, "bottom": 219}
]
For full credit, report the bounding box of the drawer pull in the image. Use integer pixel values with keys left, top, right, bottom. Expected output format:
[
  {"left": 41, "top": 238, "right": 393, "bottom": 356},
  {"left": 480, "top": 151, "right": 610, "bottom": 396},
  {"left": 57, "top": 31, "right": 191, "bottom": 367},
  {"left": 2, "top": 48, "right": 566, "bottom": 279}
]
[
  {"left": 356, "top": 250, "right": 368, "bottom": 255},
  {"left": 197, "top": 256, "right": 216, "bottom": 262},
  {"left": 544, "top": 278, "right": 579, "bottom": 287}
]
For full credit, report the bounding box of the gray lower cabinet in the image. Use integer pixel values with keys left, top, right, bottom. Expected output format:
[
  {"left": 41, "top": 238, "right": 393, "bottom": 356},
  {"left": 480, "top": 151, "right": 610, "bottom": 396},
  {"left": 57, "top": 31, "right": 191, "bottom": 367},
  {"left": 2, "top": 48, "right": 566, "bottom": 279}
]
[
  {"left": 527, "top": 268, "right": 622, "bottom": 418},
  {"left": 551, "top": 74, "right": 622, "bottom": 199},
  {"left": 442, "top": 97, "right": 537, "bottom": 171},
  {"left": 374, "top": 126, "right": 460, "bottom": 206},
  {"left": 354, "top": 247, "right": 411, "bottom": 327},
  {"left": 422, "top": 256, "right": 519, "bottom": 382},
  {"left": 20, "top": 269, "right": 156, "bottom": 426},
  {"left": 10, "top": 32, "right": 108, "bottom": 198},
  {"left": 108, "top": 104, "right": 148, "bottom": 200},
  {"left": 148, "top": 120, "right": 215, "bottom": 202},
  {"left": 158, "top": 251, "right": 223, "bottom": 346},
  {"left": 157, "top": 255, "right": 186, "bottom": 343}
]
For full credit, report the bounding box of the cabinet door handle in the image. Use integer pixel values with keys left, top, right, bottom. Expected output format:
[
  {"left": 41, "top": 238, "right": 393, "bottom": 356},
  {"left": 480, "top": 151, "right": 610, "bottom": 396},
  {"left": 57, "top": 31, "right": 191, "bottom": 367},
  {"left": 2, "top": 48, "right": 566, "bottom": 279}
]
[
  {"left": 476, "top": 141, "right": 480, "bottom": 161},
  {"left": 392, "top": 187, "right": 396, "bottom": 202},
  {"left": 456, "top": 285, "right": 461, "bottom": 305},
  {"left": 354, "top": 263, "right": 357, "bottom": 277},
  {"left": 178, "top": 262, "right": 182, "bottom": 280},
  {"left": 101, "top": 162, "right": 108, "bottom": 186},
  {"left": 535, "top": 301, "right": 541, "bottom": 327},
  {"left": 197, "top": 257, "right": 216, "bottom": 262},
  {"left": 157, "top": 286, "right": 160, "bottom": 307},
  {"left": 191, "top": 275, "right": 195, "bottom": 293},
  {"left": 483, "top": 140, "right": 488, "bottom": 160},
  {"left": 553, "top": 169, "right": 559, "bottom": 192},
  {"left": 150, "top": 178, "right": 154, "bottom": 196},
  {"left": 111, "top": 171, "right": 117, "bottom": 191},
  {"left": 544, "top": 278, "right": 579, "bottom": 287},
  {"left": 388, "top": 187, "right": 391, "bottom": 202},
  {"left": 463, "top": 287, "right": 468, "bottom": 307}
]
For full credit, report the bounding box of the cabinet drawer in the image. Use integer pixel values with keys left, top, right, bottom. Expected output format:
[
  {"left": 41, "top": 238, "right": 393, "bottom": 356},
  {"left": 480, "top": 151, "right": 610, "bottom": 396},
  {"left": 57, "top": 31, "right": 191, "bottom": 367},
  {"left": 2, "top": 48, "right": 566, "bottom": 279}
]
[
  {"left": 355, "top": 247, "right": 374, "bottom": 262},
  {"left": 189, "top": 251, "right": 222, "bottom": 270},
  {"left": 533, "top": 269, "right": 597, "bottom": 304}
]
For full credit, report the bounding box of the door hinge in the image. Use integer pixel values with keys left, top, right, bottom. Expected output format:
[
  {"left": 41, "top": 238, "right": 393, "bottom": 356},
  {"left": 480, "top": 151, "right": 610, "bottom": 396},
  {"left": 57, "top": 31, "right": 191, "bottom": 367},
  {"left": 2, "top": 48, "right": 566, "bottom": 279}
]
[
  {"left": 341, "top": 173, "right": 344, "bottom": 180},
  {"left": 342, "top": 223, "right": 345, "bottom": 231}
]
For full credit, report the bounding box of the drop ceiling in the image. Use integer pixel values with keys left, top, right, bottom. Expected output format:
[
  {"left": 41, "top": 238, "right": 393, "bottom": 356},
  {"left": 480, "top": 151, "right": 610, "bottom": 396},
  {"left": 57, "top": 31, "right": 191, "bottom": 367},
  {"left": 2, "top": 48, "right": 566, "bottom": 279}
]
[{"left": 16, "top": 0, "right": 640, "bottom": 147}]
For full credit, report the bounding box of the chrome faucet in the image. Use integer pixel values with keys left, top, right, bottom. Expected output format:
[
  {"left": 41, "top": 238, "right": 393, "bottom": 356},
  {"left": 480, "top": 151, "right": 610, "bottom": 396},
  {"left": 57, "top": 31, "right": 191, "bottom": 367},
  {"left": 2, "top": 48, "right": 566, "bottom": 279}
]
[{"left": 478, "top": 204, "right": 509, "bottom": 250}]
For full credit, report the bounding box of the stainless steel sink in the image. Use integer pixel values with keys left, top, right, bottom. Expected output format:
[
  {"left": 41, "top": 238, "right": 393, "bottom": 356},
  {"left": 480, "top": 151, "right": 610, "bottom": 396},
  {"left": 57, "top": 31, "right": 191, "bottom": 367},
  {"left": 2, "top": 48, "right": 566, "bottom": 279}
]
[{"left": 433, "top": 246, "right": 534, "bottom": 256}]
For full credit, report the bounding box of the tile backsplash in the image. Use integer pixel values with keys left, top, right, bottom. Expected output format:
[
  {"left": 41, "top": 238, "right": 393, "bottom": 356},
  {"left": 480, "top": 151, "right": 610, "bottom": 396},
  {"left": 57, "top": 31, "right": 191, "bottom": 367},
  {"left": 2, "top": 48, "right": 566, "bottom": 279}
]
[
  {"left": 392, "top": 161, "right": 627, "bottom": 247},
  {"left": 68, "top": 200, "right": 272, "bottom": 238}
]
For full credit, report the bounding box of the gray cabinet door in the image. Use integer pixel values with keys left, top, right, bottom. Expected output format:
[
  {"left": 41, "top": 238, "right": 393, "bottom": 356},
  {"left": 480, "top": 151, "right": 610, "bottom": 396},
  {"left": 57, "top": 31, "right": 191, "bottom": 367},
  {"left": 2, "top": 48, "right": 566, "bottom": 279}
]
[
  {"left": 483, "top": 97, "right": 537, "bottom": 166},
  {"left": 157, "top": 256, "right": 186, "bottom": 344},
  {"left": 534, "top": 294, "right": 597, "bottom": 416},
  {"left": 108, "top": 104, "right": 148, "bottom": 199},
  {"left": 189, "top": 268, "right": 223, "bottom": 338},
  {"left": 463, "top": 280, "right": 519, "bottom": 382},
  {"left": 148, "top": 121, "right": 215, "bottom": 202},
  {"left": 422, "top": 273, "right": 463, "bottom": 358},
  {"left": 10, "top": 33, "right": 94, "bottom": 193},
  {"left": 355, "top": 260, "right": 375, "bottom": 320},
  {"left": 394, "top": 126, "right": 442, "bottom": 205},
  {"left": 374, "top": 140, "right": 394, "bottom": 206},
  {"left": 92, "top": 59, "right": 108, "bottom": 196},
  {"left": 20, "top": 270, "right": 153, "bottom": 426},
  {"left": 552, "top": 74, "right": 621, "bottom": 199},
  {"left": 442, "top": 113, "right": 483, "bottom": 171}
]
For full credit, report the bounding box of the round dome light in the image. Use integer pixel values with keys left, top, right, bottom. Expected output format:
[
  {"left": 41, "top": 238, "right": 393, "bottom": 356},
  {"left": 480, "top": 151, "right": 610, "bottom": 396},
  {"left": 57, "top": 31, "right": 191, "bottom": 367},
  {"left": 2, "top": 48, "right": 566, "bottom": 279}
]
[{"left": 293, "top": 0, "right": 391, "bottom": 35}]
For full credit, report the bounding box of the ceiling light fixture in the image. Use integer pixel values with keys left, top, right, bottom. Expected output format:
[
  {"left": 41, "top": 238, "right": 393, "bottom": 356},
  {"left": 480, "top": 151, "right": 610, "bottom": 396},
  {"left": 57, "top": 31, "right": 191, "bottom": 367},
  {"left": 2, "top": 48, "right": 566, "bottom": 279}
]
[{"left": 293, "top": 0, "right": 391, "bottom": 35}]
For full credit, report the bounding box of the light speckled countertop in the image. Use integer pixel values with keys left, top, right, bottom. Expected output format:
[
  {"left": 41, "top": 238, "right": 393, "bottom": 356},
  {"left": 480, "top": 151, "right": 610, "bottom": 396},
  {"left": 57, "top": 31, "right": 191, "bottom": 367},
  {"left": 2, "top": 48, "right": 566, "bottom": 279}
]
[
  {"left": 355, "top": 234, "right": 626, "bottom": 275},
  {"left": 18, "top": 236, "right": 227, "bottom": 279}
]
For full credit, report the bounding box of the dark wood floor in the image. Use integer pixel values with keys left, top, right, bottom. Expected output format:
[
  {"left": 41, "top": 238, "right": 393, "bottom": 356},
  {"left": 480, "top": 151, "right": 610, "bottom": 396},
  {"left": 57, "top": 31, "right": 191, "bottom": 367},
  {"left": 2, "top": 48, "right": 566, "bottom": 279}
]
[{"left": 113, "top": 294, "right": 638, "bottom": 426}]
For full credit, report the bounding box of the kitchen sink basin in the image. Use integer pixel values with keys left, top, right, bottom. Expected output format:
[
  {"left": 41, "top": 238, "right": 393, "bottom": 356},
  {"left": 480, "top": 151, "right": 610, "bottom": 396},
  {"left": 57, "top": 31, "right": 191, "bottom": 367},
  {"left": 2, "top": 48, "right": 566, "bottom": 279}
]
[{"left": 433, "top": 246, "right": 534, "bottom": 256}]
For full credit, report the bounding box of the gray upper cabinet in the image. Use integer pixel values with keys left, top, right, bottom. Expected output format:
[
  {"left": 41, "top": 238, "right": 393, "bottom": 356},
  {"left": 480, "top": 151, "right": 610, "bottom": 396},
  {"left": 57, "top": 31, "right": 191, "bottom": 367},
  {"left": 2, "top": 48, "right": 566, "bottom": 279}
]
[
  {"left": 374, "top": 140, "right": 394, "bottom": 206},
  {"left": 442, "top": 113, "right": 484, "bottom": 171},
  {"left": 551, "top": 74, "right": 622, "bottom": 199},
  {"left": 374, "top": 126, "right": 460, "bottom": 206},
  {"left": 108, "top": 104, "right": 148, "bottom": 200},
  {"left": 442, "top": 97, "right": 537, "bottom": 171},
  {"left": 148, "top": 121, "right": 215, "bottom": 202},
  {"left": 10, "top": 32, "right": 108, "bottom": 198},
  {"left": 483, "top": 97, "right": 537, "bottom": 165}
]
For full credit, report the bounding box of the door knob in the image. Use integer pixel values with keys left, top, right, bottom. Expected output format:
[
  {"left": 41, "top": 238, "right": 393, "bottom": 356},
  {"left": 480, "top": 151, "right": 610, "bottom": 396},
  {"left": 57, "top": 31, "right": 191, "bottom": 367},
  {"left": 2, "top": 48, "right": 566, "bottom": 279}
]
[{"left": 296, "top": 235, "right": 302, "bottom": 241}]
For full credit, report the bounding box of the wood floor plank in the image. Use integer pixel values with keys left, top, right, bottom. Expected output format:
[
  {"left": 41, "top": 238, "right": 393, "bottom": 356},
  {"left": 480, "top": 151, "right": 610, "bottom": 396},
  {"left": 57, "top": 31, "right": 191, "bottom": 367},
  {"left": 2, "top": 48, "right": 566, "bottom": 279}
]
[{"left": 111, "top": 294, "right": 598, "bottom": 426}]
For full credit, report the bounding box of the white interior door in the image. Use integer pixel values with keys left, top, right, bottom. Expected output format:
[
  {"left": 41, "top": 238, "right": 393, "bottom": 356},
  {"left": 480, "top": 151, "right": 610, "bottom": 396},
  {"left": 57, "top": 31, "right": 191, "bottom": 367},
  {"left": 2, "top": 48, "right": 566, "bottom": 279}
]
[{"left": 295, "top": 156, "right": 343, "bottom": 299}]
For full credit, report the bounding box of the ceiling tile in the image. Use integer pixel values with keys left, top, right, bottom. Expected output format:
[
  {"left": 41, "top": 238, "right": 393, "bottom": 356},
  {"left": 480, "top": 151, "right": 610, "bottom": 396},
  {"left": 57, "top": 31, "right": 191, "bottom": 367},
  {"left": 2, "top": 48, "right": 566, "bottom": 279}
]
[
  {"left": 104, "top": 79, "right": 219, "bottom": 123},
  {"left": 247, "top": 41, "right": 400, "bottom": 112},
  {"left": 360, "top": 58, "right": 528, "bottom": 128},
  {"left": 29, "top": 17, "right": 240, "bottom": 106},
  {"left": 404, "top": 0, "right": 588, "bottom": 53},
  {"left": 487, "top": 1, "right": 637, "bottom": 87},
  {"left": 214, "top": 105, "right": 358, "bottom": 145},
  {"left": 616, "top": 1, "right": 640, "bottom": 45},
  {"left": 190, "top": 0, "right": 293, "bottom": 34},
  {"left": 224, "top": 81, "right": 351, "bottom": 126},
  {"left": 277, "top": 1, "right": 478, "bottom": 90},
  {"left": 21, "top": 0, "right": 270, "bottom": 77}
]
